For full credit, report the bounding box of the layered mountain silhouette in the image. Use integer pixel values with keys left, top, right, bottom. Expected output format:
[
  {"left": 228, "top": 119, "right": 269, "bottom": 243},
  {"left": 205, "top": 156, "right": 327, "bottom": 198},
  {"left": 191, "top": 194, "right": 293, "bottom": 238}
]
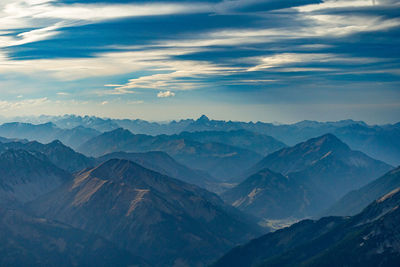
[
  {"left": 78, "top": 128, "right": 263, "bottom": 181},
  {"left": 333, "top": 123, "right": 400, "bottom": 166},
  {"left": 4, "top": 115, "right": 400, "bottom": 165},
  {"left": 177, "top": 130, "right": 286, "bottom": 156},
  {"left": 0, "top": 207, "right": 144, "bottom": 267},
  {"left": 325, "top": 166, "right": 400, "bottom": 216},
  {"left": 223, "top": 134, "right": 392, "bottom": 219},
  {"left": 29, "top": 159, "right": 263, "bottom": 266},
  {"left": 0, "top": 139, "right": 94, "bottom": 172},
  {"left": 213, "top": 187, "right": 400, "bottom": 267},
  {"left": 0, "top": 149, "right": 71, "bottom": 204},
  {"left": 0, "top": 122, "right": 100, "bottom": 149}
]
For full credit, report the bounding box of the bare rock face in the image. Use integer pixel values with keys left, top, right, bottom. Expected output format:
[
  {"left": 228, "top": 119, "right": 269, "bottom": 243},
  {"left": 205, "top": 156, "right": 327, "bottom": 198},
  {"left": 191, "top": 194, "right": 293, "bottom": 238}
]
[{"left": 29, "top": 159, "right": 262, "bottom": 266}]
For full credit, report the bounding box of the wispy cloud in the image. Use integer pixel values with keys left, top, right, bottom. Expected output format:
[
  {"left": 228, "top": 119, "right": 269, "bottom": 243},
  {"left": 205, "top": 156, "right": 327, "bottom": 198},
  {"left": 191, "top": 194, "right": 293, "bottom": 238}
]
[{"left": 0, "top": 97, "right": 49, "bottom": 111}]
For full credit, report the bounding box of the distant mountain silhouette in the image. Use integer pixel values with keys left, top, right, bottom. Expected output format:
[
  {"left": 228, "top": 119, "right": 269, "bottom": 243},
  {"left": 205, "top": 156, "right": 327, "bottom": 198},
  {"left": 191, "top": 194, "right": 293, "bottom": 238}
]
[
  {"left": 78, "top": 128, "right": 263, "bottom": 181},
  {"left": 213, "top": 187, "right": 400, "bottom": 267},
  {"left": 0, "top": 122, "right": 100, "bottom": 149},
  {"left": 177, "top": 130, "right": 286, "bottom": 156},
  {"left": 324, "top": 166, "right": 400, "bottom": 216},
  {"left": 224, "top": 134, "right": 392, "bottom": 219},
  {"left": 8, "top": 115, "right": 400, "bottom": 165},
  {"left": 29, "top": 159, "right": 263, "bottom": 266}
]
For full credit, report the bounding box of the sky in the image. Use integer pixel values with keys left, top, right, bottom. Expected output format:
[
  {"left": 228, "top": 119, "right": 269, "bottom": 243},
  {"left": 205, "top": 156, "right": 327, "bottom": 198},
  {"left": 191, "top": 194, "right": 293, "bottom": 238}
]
[{"left": 0, "top": 0, "right": 399, "bottom": 124}]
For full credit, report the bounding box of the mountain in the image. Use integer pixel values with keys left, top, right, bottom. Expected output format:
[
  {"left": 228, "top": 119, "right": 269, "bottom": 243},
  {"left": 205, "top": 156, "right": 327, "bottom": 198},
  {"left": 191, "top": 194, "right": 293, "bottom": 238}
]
[
  {"left": 10, "top": 115, "right": 400, "bottom": 165},
  {"left": 96, "top": 151, "right": 218, "bottom": 191},
  {"left": 0, "top": 207, "right": 144, "bottom": 267},
  {"left": 0, "top": 149, "right": 71, "bottom": 204},
  {"left": 177, "top": 130, "right": 286, "bottom": 156},
  {"left": 225, "top": 134, "right": 392, "bottom": 219},
  {"left": 50, "top": 115, "right": 120, "bottom": 132},
  {"left": 0, "top": 140, "right": 94, "bottom": 173},
  {"left": 212, "top": 187, "right": 400, "bottom": 267},
  {"left": 78, "top": 128, "right": 263, "bottom": 181},
  {"left": 324, "top": 166, "right": 400, "bottom": 216},
  {"left": 29, "top": 159, "right": 263, "bottom": 266},
  {"left": 0, "top": 122, "right": 100, "bottom": 149},
  {"left": 221, "top": 169, "right": 325, "bottom": 220},
  {"left": 333, "top": 123, "right": 400, "bottom": 166}
]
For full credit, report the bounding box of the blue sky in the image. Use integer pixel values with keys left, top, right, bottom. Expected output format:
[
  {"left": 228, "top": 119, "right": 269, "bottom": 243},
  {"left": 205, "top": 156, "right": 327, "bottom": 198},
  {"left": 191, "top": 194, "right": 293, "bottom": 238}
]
[{"left": 0, "top": 0, "right": 399, "bottom": 123}]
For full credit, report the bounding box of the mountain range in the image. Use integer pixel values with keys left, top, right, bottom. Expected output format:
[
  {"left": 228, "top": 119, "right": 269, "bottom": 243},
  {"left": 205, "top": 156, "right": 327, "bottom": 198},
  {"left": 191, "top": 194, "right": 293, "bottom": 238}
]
[
  {"left": 78, "top": 128, "right": 264, "bottom": 181},
  {"left": 28, "top": 159, "right": 263, "bottom": 266},
  {"left": 0, "top": 122, "right": 100, "bottom": 149},
  {"left": 213, "top": 187, "right": 400, "bottom": 267},
  {"left": 2, "top": 115, "right": 399, "bottom": 165},
  {"left": 0, "top": 114, "right": 398, "bottom": 266},
  {"left": 222, "top": 134, "right": 392, "bottom": 219}
]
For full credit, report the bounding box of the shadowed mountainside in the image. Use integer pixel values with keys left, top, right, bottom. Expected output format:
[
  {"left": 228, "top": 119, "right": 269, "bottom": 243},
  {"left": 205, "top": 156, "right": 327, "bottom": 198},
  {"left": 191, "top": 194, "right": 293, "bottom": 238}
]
[
  {"left": 29, "top": 159, "right": 263, "bottom": 266},
  {"left": 213, "top": 187, "right": 400, "bottom": 267}
]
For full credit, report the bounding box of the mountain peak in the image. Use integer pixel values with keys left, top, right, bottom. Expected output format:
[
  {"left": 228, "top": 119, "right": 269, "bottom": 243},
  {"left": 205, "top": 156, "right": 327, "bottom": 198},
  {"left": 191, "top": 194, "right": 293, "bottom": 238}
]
[
  {"left": 90, "top": 159, "right": 157, "bottom": 184},
  {"left": 304, "top": 133, "right": 349, "bottom": 152},
  {"left": 197, "top": 115, "right": 210, "bottom": 122}
]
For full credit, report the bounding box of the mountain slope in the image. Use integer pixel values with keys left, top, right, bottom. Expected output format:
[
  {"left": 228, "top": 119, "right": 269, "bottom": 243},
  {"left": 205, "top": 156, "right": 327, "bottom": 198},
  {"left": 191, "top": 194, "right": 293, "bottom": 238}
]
[
  {"left": 0, "top": 149, "right": 71, "bottom": 204},
  {"left": 29, "top": 159, "right": 262, "bottom": 266},
  {"left": 225, "top": 134, "right": 392, "bottom": 219},
  {"left": 213, "top": 187, "right": 400, "bottom": 267},
  {"left": 0, "top": 207, "right": 144, "bottom": 267},
  {"left": 333, "top": 123, "right": 400, "bottom": 166},
  {"left": 96, "top": 151, "right": 217, "bottom": 191},
  {"left": 221, "top": 169, "right": 320, "bottom": 219},
  {"left": 324, "top": 166, "right": 400, "bottom": 216},
  {"left": 78, "top": 128, "right": 262, "bottom": 181},
  {"left": 0, "top": 140, "right": 94, "bottom": 172}
]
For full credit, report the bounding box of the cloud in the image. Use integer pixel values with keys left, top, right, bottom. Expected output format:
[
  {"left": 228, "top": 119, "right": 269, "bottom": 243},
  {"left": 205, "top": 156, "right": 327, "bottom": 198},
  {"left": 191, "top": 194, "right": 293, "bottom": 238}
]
[
  {"left": 57, "top": 92, "right": 69, "bottom": 96},
  {"left": 247, "top": 53, "right": 383, "bottom": 72},
  {"left": 0, "top": 97, "right": 49, "bottom": 111},
  {"left": 157, "top": 91, "right": 176, "bottom": 98}
]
